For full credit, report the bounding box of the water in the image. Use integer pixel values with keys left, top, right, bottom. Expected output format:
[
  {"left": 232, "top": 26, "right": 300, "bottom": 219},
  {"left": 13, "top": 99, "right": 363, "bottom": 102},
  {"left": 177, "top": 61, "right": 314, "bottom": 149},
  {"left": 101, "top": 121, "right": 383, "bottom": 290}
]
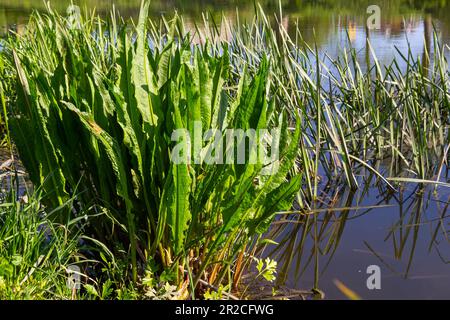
[
  {"left": 261, "top": 179, "right": 450, "bottom": 299},
  {"left": 1, "top": 1, "right": 450, "bottom": 63},
  {"left": 0, "top": 0, "right": 449, "bottom": 299}
]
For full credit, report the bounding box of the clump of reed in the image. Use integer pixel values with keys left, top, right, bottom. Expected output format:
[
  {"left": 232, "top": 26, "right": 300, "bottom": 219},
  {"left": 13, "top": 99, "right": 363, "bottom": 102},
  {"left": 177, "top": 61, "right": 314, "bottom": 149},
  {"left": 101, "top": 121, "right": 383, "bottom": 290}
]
[{"left": 214, "top": 5, "right": 449, "bottom": 194}]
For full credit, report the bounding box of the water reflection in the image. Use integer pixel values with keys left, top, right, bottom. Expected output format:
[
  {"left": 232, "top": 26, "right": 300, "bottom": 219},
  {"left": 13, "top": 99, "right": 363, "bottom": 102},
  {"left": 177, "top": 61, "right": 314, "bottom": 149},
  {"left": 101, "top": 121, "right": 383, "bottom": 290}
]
[
  {"left": 1, "top": 1, "right": 449, "bottom": 65},
  {"left": 259, "top": 170, "right": 449, "bottom": 299}
]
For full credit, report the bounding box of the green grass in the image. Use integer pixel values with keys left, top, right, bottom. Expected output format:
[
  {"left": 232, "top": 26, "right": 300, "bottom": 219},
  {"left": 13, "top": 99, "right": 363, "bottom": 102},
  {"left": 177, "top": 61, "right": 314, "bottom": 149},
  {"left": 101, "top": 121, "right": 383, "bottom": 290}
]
[
  {"left": 0, "top": 178, "right": 152, "bottom": 300},
  {"left": 0, "top": 185, "right": 85, "bottom": 299},
  {"left": 0, "top": 51, "right": 12, "bottom": 146}
]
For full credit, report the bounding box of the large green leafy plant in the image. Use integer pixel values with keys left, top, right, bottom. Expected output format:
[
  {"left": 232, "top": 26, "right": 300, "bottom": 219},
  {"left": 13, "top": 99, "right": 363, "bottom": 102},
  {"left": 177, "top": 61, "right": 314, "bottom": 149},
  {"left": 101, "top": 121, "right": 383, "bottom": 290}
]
[{"left": 6, "top": 1, "right": 300, "bottom": 291}]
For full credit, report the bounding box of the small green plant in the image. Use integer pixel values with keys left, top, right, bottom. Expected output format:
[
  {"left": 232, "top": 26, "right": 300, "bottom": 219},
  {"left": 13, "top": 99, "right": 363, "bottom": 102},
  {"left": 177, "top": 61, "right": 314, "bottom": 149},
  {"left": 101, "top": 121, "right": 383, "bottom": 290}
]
[
  {"left": 141, "top": 263, "right": 179, "bottom": 300},
  {"left": 255, "top": 257, "right": 277, "bottom": 282},
  {"left": 84, "top": 279, "right": 114, "bottom": 300},
  {"left": 238, "top": 256, "right": 278, "bottom": 298},
  {"left": 204, "top": 284, "right": 231, "bottom": 300}
]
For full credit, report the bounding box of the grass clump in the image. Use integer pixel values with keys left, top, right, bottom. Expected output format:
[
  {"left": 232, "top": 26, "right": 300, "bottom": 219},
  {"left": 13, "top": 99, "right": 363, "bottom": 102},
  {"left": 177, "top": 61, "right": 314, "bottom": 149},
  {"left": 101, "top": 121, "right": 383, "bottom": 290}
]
[{"left": 0, "top": 187, "right": 86, "bottom": 299}]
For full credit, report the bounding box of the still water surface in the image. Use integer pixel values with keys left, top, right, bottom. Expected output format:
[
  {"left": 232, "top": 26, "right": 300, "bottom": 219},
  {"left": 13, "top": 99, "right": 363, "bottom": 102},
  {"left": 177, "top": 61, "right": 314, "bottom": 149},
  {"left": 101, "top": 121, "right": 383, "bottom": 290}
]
[{"left": 0, "top": 0, "right": 449, "bottom": 299}]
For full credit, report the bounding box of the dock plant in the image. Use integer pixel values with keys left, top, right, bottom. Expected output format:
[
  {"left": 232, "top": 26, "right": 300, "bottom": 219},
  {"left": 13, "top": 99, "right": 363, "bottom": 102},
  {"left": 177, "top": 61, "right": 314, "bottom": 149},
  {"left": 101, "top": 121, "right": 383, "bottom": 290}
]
[{"left": 4, "top": 1, "right": 301, "bottom": 295}]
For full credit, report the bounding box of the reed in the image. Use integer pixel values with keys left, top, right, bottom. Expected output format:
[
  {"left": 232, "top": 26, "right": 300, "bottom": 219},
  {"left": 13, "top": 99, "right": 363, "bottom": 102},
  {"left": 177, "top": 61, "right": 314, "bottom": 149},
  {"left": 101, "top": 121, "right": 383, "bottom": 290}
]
[{"left": 216, "top": 5, "right": 449, "bottom": 188}]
